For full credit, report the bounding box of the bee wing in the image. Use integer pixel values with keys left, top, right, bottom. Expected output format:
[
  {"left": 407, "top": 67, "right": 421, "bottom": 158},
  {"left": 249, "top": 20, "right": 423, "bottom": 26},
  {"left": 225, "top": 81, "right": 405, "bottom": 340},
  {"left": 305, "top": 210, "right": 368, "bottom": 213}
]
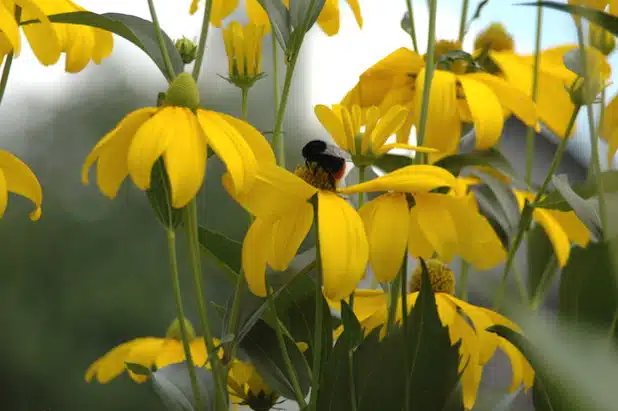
[{"left": 323, "top": 142, "right": 351, "bottom": 161}]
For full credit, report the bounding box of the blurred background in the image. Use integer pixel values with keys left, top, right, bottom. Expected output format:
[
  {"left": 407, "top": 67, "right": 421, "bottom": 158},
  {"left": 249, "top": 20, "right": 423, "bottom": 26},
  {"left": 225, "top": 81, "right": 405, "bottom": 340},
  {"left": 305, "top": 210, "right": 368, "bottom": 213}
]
[{"left": 0, "top": 0, "right": 614, "bottom": 410}]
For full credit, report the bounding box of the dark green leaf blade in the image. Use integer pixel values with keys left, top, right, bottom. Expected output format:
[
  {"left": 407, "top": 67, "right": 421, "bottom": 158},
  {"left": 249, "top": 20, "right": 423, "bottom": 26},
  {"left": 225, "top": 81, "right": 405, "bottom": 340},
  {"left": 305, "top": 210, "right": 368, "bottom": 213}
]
[
  {"left": 151, "top": 363, "right": 216, "bottom": 411},
  {"left": 197, "top": 226, "right": 241, "bottom": 283},
  {"left": 527, "top": 223, "right": 558, "bottom": 303},
  {"left": 520, "top": 2, "right": 618, "bottom": 36},
  {"left": 535, "top": 170, "right": 618, "bottom": 211},
  {"left": 472, "top": 171, "right": 521, "bottom": 236},
  {"left": 146, "top": 160, "right": 183, "bottom": 229},
  {"left": 257, "top": 0, "right": 291, "bottom": 50}
]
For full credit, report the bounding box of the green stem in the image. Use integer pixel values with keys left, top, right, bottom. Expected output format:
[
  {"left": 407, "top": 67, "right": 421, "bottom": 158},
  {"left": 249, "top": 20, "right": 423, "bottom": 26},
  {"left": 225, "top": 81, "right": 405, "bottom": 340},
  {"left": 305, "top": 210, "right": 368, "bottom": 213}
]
[
  {"left": 494, "top": 106, "right": 580, "bottom": 310},
  {"left": 146, "top": 0, "right": 176, "bottom": 81},
  {"left": 530, "top": 254, "right": 557, "bottom": 310},
  {"left": 192, "top": 0, "right": 214, "bottom": 81},
  {"left": 457, "top": 0, "right": 470, "bottom": 44},
  {"left": 357, "top": 166, "right": 366, "bottom": 209},
  {"left": 266, "top": 283, "right": 309, "bottom": 408},
  {"left": 165, "top": 229, "right": 205, "bottom": 411},
  {"left": 241, "top": 87, "right": 249, "bottom": 121},
  {"left": 513, "top": 264, "right": 529, "bottom": 304},
  {"left": 309, "top": 202, "right": 324, "bottom": 411},
  {"left": 405, "top": 0, "right": 419, "bottom": 53},
  {"left": 183, "top": 200, "right": 228, "bottom": 410},
  {"left": 272, "top": 34, "right": 281, "bottom": 114},
  {"left": 458, "top": 260, "right": 469, "bottom": 300},
  {"left": 413, "top": 0, "right": 438, "bottom": 165},
  {"left": 386, "top": 273, "right": 401, "bottom": 334},
  {"left": 525, "top": 4, "right": 543, "bottom": 186},
  {"left": 272, "top": 50, "right": 300, "bottom": 168},
  {"left": 400, "top": 257, "right": 410, "bottom": 411}
]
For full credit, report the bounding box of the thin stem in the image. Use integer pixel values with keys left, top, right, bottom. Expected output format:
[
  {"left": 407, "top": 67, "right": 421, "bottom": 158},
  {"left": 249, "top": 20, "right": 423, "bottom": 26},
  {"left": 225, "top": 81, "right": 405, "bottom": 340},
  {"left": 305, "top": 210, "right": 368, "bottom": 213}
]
[
  {"left": 457, "top": 0, "right": 470, "bottom": 44},
  {"left": 386, "top": 273, "right": 401, "bottom": 334},
  {"left": 525, "top": 4, "right": 543, "bottom": 186},
  {"left": 458, "top": 260, "right": 469, "bottom": 300},
  {"left": 494, "top": 106, "right": 580, "bottom": 310},
  {"left": 0, "top": 6, "right": 22, "bottom": 107},
  {"left": 400, "top": 257, "right": 410, "bottom": 411},
  {"left": 513, "top": 264, "right": 529, "bottom": 304},
  {"left": 413, "top": 0, "right": 438, "bottom": 165},
  {"left": 183, "top": 200, "right": 228, "bottom": 410},
  {"left": 530, "top": 254, "right": 557, "bottom": 310},
  {"left": 192, "top": 0, "right": 214, "bottom": 81},
  {"left": 266, "top": 284, "right": 309, "bottom": 408},
  {"left": 165, "top": 229, "right": 205, "bottom": 411},
  {"left": 241, "top": 87, "right": 249, "bottom": 121},
  {"left": 357, "top": 166, "right": 366, "bottom": 209},
  {"left": 405, "top": 0, "right": 419, "bottom": 53},
  {"left": 146, "top": 0, "right": 176, "bottom": 81},
  {"left": 272, "top": 34, "right": 281, "bottom": 114},
  {"left": 272, "top": 51, "right": 300, "bottom": 168},
  {"left": 309, "top": 202, "right": 324, "bottom": 411}
]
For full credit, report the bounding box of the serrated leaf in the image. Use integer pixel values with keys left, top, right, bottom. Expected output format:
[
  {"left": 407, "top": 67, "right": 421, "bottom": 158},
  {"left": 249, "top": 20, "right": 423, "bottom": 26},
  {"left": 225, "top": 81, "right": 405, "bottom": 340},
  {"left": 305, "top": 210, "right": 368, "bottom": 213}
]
[
  {"left": 340, "top": 300, "right": 362, "bottom": 349},
  {"left": 43, "top": 12, "right": 182, "bottom": 80},
  {"left": 257, "top": 0, "right": 291, "bottom": 50},
  {"left": 147, "top": 160, "right": 183, "bottom": 229},
  {"left": 151, "top": 363, "right": 216, "bottom": 411},
  {"left": 527, "top": 224, "right": 558, "bottom": 303},
  {"left": 197, "top": 225, "right": 241, "bottom": 283},
  {"left": 520, "top": 1, "right": 618, "bottom": 36},
  {"left": 239, "top": 319, "right": 311, "bottom": 400}
]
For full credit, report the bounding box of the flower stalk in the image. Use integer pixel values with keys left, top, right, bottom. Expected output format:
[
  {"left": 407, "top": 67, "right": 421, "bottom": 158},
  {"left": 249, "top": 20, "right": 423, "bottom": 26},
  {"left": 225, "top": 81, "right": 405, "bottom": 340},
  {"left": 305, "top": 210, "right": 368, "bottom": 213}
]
[
  {"left": 524, "top": 5, "right": 543, "bottom": 185},
  {"left": 400, "top": 257, "right": 410, "bottom": 411},
  {"left": 147, "top": 0, "right": 176, "bottom": 81},
  {"left": 457, "top": 0, "right": 469, "bottom": 44},
  {"left": 309, "top": 197, "right": 324, "bottom": 411},
  {"left": 192, "top": 0, "right": 214, "bottom": 81},
  {"left": 405, "top": 0, "right": 419, "bottom": 53}
]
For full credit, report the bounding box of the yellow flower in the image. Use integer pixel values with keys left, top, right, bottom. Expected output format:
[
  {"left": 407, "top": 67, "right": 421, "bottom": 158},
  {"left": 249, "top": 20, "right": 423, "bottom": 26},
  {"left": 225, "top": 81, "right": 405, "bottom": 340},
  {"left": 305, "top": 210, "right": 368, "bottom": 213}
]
[
  {"left": 190, "top": 0, "right": 239, "bottom": 27},
  {"left": 82, "top": 73, "right": 271, "bottom": 208},
  {"left": 342, "top": 46, "right": 537, "bottom": 161},
  {"left": 85, "top": 318, "right": 216, "bottom": 384},
  {"left": 0, "top": 0, "right": 61, "bottom": 66},
  {"left": 223, "top": 150, "right": 368, "bottom": 301},
  {"left": 0, "top": 150, "right": 43, "bottom": 221},
  {"left": 340, "top": 169, "right": 506, "bottom": 282},
  {"left": 328, "top": 261, "right": 534, "bottom": 410},
  {"left": 24, "top": 0, "right": 113, "bottom": 72},
  {"left": 473, "top": 23, "right": 610, "bottom": 138},
  {"left": 222, "top": 21, "right": 266, "bottom": 89},
  {"left": 314, "top": 103, "right": 438, "bottom": 162},
  {"left": 600, "top": 94, "right": 618, "bottom": 164},
  {"left": 514, "top": 190, "right": 590, "bottom": 267},
  {"left": 228, "top": 360, "right": 279, "bottom": 411}
]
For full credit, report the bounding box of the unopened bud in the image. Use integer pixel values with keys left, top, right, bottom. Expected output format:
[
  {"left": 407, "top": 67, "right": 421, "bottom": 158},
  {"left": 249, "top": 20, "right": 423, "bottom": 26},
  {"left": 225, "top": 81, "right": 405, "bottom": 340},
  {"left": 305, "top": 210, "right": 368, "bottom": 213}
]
[
  {"left": 175, "top": 37, "right": 198, "bottom": 64},
  {"left": 166, "top": 317, "right": 196, "bottom": 340},
  {"left": 164, "top": 72, "right": 200, "bottom": 110}
]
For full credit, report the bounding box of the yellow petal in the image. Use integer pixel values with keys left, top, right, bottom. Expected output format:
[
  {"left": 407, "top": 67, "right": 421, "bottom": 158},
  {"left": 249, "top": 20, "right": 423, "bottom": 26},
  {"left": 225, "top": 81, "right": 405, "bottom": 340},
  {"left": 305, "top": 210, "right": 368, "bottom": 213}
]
[
  {"left": 458, "top": 75, "right": 504, "bottom": 150},
  {"left": 314, "top": 105, "right": 348, "bottom": 150},
  {"left": 223, "top": 164, "right": 316, "bottom": 217},
  {"left": 359, "top": 193, "right": 408, "bottom": 282},
  {"left": 85, "top": 338, "right": 160, "bottom": 384},
  {"left": 127, "top": 107, "right": 180, "bottom": 191},
  {"left": 268, "top": 204, "right": 314, "bottom": 271},
  {"left": 532, "top": 209, "right": 571, "bottom": 267},
  {"left": 197, "top": 110, "right": 257, "bottom": 195},
  {"left": 0, "top": 150, "right": 42, "bottom": 220},
  {"left": 316, "top": 0, "right": 340, "bottom": 36},
  {"left": 602, "top": 94, "right": 618, "bottom": 163},
  {"left": 0, "top": 4, "right": 20, "bottom": 55},
  {"left": 17, "top": 0, "right": 61, "bottom": 65},
  {"left": 407, "top": 204, "right": 435, "bottom": 259},
  {"left": 125, "top": 338, "right": 167, "bottom": 382},
  {"left": 547, "top": 209, "right": 590, "bottom": 248},
  {"left": 340, "top": 164, "right": 456, "bottom": 194},
  {"left": 345, "top": 0, "right": 363, "bottom": 28},
  {"left": 370, "top": 105, "right": 408, "bottom": 152},
  {"left": 0, "top": 170, "right": 8, "bottom": 218},
  {"left": 318, "top": 191, "right": 368, "bottom": 300},
  {"left": 413, "top": 193, "right": 458, "bottom": 263},
  {"left": 499, "top": 338, "right": 525, "bottom": 392},
  {"left": 163, "top": 112, "right": 207, "bottom": 208},
  {"left": 216, "top": 112, "right": 275, "bottom": 165},
  {"left": 247, "top": 0, "right": 271, "bottom": 31},
  {"left": 328, "top": 289, "right": 388, "bottom": 323},
  {"left": 375, "top": 143, "right": 438, "bottom": 155},
  {"left": 210, "top": 0, "right": 239, "bottom": 26},
  {"left": 242, "top": 218, "right": 273, "bottom": 297}
]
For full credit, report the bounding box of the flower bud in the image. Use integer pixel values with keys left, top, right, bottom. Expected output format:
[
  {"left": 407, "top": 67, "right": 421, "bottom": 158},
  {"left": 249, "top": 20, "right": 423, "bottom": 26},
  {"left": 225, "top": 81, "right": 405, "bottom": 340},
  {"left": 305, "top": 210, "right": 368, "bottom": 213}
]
[
  {"left": 164, "top": 72, "right": 200, "bottom": 111},
  {"left": 175, "top": 37, "right": 198, "bottom": 64},
  {"left": 222, "top": 21, "right": 266, "bottom": 89},
  {"left": 166, "top": 317, "right": 196, "bottom": 340},
  {"left": 589, "top": 24, "right": 616, "bottom": 56}
]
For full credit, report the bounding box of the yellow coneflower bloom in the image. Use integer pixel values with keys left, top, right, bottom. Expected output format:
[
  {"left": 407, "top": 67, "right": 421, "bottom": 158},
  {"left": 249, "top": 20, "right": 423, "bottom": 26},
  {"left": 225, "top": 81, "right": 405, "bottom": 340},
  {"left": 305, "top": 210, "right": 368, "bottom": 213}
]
[
  {"left": 340, "top": 169, "right": 506, "bottom": 282},
  {"left": 82, "top": 73, "right": 271, "bottom": 209},
  {"left": 514, "top": 189, "right": 590, "bottom": 267},
  {"left": 0, "top": 150, "right": 42, "bottom": 221},
  {"left": 189, "top": 0, "right": 238, "bottom": 26},
  {"left": 473, "top": 23, "right": 610, "bottom": 138},
  {"left": 228, "top": 360, "right": 279, "bottom": 411},
  {"left": 0, "top": 0, "right": 61, "bottom": 66},
  {"left": 85, "top": 318, "right": 218, "bottom": 384},
  {"left": 222, "top": 21, "right": 266, "bottom": 89},
  {"left": 314, "top": 103, "right": 437, "bottom": 161},
  {"left": 600, "top": 95, "right": 618, "bottom": 164},
  {"left": 329, "top": 260, "right": 534, "bottom": 410},
  {"left": 342, "top": 44, "right": 537, "bottom": 161}
]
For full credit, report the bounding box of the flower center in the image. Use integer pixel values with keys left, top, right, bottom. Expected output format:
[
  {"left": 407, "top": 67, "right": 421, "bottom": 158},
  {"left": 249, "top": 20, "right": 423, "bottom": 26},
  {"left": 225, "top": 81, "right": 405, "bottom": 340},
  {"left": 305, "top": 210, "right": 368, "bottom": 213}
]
[
  {"left": 244, "top": 390, "right": 279, "bottom": 411},
  {"left": 409, "top": 259, "right": 456, "bottom": 295},
  {"left": 474, "top": 23, "right": 515, "bottom": 52},
  {"left": 295, "top": 163, "right": 338, "bottom": 191},
  {"left": 166, "top": 317, "right": 196, "bottom": 340}
]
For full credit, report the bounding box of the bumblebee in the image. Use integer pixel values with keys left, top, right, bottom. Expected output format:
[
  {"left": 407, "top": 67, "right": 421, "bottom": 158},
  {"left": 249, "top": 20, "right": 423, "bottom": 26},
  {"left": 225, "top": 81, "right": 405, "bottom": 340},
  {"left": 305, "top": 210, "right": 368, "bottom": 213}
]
[{"left": 301, "top": 140, "right": 349, "bottom": 186}]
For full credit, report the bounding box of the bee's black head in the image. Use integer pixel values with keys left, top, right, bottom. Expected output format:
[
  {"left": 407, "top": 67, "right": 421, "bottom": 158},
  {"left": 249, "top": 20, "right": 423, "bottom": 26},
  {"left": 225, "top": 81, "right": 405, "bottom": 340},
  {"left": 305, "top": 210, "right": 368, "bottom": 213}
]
[{"left": 302, "top": 140, "right": 328, "bottom": 159}]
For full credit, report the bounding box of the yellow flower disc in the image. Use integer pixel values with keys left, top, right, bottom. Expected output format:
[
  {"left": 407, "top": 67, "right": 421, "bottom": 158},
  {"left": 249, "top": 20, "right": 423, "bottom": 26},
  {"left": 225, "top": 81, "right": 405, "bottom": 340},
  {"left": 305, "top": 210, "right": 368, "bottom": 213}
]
[
  {"left": 409, "top": 259, "right": 456, "bottom": 295},
  {"left": 474, "top": 23, "right": 515, "bottom": 52}
]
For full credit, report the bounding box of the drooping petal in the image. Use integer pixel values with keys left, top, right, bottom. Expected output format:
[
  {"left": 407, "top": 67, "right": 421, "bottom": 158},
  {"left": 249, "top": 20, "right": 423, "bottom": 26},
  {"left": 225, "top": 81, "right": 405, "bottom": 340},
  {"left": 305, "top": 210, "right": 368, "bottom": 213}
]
[
  {"left": 223, "top": 164, "right": 316, "bottom": 217},
  {"left": 17, "top": 0, "right": 61, "bottom": 65},
  {"left": 359, "top": 193, "right": 409, "bottom": 282},
  {"left": 318, "top": 191, "right": 368, "bottom": 300},
  {"left": 85, "top": 338, "right": 160, "bottom": 383},
  {"left": 242, "top": 218, "right": 274, "bottom": 297},
  {"left": 602, "top": 94, "right": 618, "bottom": 164},
  {"left": 498, "top": 338, "right": 525, "bottom": 392},
  {"left": 0, "top": 4, "right": 20, "bottom": 56},
  {"left": 314, "top": 105, "right": 349, "bottom": 150},
  {"left": 217, "top": 112, "right": 275, "bottom": 165},
  {"left": 0, "top": 170, "right": 7, "bottom": 218},
  {"left": 345, "top": 0, "right": 363, "bottom": 28},
  {"left": 370, "top": 105, "right": 408, "bottom": 152},
  {"left": 163, "top": 111, "right": 207, "bottom": 208},
  {"left": 547, "top": 209, "right": 590, "bottom": 248},
  {"left": 413, "top": 193, "right": 458, "bottom": 263},
  {"left": 532, "top": 209, "right": 571, "bottom": 267},
  {"left": 127, "top": 107, "right": 179, "bottom": 191},
  {"left": 340, "top": 164, "right": 456, "bottom": 194},
  {"left": 247, "top": 0, "right": 270, "bottom": 29},
  {"left": 328, "top": 289, "right": 388, "bottom": 322},
  {"left": 316, "top": 0, "right": 340, "bottom": 36},
  {"left": 458, "top": 75, "right": 504, "bottom": 150},
  {"left": 407, "top": 204, "right": 435, "bottom": 259},
  {"left": 268, "top": 204, "right": 314, "bottom": 271},
  {"left": 209, "top": 0, "right": 240, "bottom": 27},
  {"left": 125, "top": 338, "right": 168, "bottom": 382},
  {"left": 0, "top": 150, "right": 42, "bottom": 220}
]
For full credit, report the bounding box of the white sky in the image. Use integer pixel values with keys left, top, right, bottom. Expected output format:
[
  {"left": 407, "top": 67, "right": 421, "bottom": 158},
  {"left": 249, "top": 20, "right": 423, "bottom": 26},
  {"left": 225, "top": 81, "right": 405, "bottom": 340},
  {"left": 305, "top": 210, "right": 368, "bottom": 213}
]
[{"left": 3, "top": 0, "right": 616, "bottom": 167}]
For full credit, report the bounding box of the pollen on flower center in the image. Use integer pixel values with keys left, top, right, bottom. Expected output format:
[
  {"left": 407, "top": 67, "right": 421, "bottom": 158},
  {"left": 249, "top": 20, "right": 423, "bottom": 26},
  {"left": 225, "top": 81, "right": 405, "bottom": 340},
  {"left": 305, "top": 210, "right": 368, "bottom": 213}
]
[
  {"left": 165, "top": 317, "right": 196, "bottom": 341},
  {"left": 295, "top": 163, "right": 338, "bottom": 191},
  {"left": 433, "top": 40, "right": 463, "bottom": 60},
  {"left": 409, "top": 259, "right": 456, "bottom": 295},
  {"left": 474, "top": 23, "right": 515, "bottom": 52}
]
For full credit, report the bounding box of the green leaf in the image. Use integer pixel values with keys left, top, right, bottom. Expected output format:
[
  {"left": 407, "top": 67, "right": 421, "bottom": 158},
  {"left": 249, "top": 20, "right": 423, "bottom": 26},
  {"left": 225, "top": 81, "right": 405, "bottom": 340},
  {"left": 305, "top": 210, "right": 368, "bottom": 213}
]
[
  {"left": 146, "top": 160, "right": 183, "bottom": 230},
  {"left": 492, "top": 388, "right": 523, "bottom": 411},
  {"left": 372, "top": 154, "right": 413, "bottom": 173},
  {"left": 520, "top": 1, "right": 618, "bottom": 36},
  {"left": 239, "top": 319, "right": 311, "bottom": 400},
  {"left": 401, "top": 11, "right": 414, "bottom": 36},
  {"left": 472, "top": 185, "right": 512, "bottom": 248},
  {"left": 472, "top": 171, "right": 521, "bottom": 236},
  {"left": 197, "top": 225, "right": 241, "bottom": 283},
  {"left": 44, "top": 12, "right": 183, "bottom": 81},
  {"left": 535, "top": 170, "right": 618, "bottom": 211},
  {"left": 290, "top": 0, "right": 326, "bottom": 31},
  {"left": 527, "top": 223, "right": 558, "bottom": 303},
  {"left": 125, "top": 362, "right": 152, "bottom": 377},
  {"left": 257, "top": 0, "right": 291, "bottom": 50},
  {"left": 339, "top": 300, "right": 362, "bottom": 349},
  {"left": 434, "top": 148, "right": 521, "bottom": 185},
  {"left": 151, "top": 363, "right": 216, "bottom": 411}
]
